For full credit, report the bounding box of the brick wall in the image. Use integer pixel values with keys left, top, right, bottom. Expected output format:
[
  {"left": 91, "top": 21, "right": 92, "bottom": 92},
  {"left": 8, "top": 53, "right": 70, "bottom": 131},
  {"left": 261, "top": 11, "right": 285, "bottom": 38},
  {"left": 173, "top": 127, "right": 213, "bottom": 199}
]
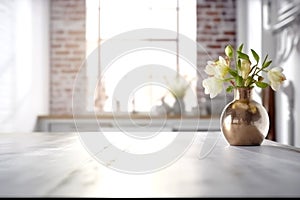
[
  {"left": 196, "top": 0, "right": 236, "bottom": 101},
  {"left": 50, "top": 0, "right": 86, "bottom": 115}
]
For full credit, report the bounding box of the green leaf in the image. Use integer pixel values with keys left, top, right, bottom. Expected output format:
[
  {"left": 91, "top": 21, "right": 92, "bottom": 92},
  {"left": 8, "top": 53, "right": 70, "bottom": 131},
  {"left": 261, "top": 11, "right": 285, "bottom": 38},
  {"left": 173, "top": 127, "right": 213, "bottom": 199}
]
[
  {"left": 263, "top": 60, "right": 272, "bottom": 69},
  {"left": 226, "top": 86, "right": 234, "bottom": 93},
  {"left": 237, "top": 59, "right": 241, "bottom": 70},
  {"left": 238, "top": 43, "right": 244, "bottom": 52},
  {"left": 228, "top": 69, "right": 238, "bottom": 77},
  {"left": 262, "top": 54, "right": 268, "bottom": 66},
  {"left": 237, "top": 51, "right": 250, "bottom": 60},
  {"left": 255, "top": 81, "right": 269, "bottom": 88},
  {"left": 248, "top": 65, "right": 256, "bottom": 76},
  {"left": 251, "top": 49, "right": 260, "bottom": 63},
  {"left": 245, "top": 77, "right": 254, "bottom": 87},
  {"left": 235, "top": 76, "right": 243, "bottom": 87}
]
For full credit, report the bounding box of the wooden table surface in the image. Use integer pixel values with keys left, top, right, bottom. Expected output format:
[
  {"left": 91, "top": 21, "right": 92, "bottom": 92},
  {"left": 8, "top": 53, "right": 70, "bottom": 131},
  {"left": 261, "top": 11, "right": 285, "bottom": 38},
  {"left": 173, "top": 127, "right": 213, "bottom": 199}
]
[{"left": 0, "top": 131, "right": 300, "bottom": 197}]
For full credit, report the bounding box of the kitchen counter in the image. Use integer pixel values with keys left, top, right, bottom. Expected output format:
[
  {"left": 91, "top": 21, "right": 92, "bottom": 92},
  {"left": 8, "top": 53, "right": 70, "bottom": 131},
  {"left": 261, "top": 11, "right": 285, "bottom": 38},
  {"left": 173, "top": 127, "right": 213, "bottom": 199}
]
[{"left": 0, "top": 131, "right": 300, "bottom": 197}]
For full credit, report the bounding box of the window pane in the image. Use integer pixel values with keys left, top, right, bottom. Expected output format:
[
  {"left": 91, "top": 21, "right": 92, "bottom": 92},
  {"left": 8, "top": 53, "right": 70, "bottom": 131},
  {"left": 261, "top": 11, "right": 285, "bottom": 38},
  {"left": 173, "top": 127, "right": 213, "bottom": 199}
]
[
  {"left": 179, "top": 0, "right": 196, "bottom": 40},
  {"left": 86, "top": 0, "right": 99, "bottom": 42},
  {"left": 99, "top": 42, "right": 197, "bottom": 113},
  {"left": 86, "top": 0, "right": 197, "bottom": 113},
  {"left": 101, "top": 45, "right": 177, "bottom": 112},
  {"left": 100, "top": 0, "right": 177, "bottom": 39}
]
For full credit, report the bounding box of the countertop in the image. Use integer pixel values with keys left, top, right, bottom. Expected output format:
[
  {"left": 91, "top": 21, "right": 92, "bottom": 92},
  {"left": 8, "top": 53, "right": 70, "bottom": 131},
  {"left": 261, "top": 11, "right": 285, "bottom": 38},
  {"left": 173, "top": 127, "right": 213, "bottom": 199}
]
[{"left": 0, "top": 131, "right": 300, "bottom": 197}]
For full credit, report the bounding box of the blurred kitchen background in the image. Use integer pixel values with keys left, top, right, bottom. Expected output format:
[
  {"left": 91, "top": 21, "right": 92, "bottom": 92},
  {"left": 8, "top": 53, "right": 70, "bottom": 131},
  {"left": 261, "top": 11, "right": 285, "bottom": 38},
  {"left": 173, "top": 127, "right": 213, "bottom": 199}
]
[{"left": 0, "top": 0, "right": 300, "bottom": 147}]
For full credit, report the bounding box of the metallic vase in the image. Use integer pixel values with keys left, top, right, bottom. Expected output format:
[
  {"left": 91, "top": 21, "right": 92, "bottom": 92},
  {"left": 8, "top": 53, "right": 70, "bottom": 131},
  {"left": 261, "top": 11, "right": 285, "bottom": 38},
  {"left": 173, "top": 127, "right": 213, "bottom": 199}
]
[{"left": 220, "top": 87, "right": 270, "bottom": 146}]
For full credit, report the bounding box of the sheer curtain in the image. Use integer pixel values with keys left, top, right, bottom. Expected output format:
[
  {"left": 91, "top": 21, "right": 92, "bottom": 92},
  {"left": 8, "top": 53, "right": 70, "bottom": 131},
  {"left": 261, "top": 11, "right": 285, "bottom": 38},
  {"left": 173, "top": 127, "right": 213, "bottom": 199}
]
[{"left": 0, "top": 0, "right": 49, "bottom": 132}]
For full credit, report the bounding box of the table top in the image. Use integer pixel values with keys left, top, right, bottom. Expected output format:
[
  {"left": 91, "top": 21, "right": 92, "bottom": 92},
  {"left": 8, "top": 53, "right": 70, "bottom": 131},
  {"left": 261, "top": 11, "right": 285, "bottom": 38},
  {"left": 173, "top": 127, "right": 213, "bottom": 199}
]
[{"left": 0, "top": 131, "right": 300, "bottom": 197}]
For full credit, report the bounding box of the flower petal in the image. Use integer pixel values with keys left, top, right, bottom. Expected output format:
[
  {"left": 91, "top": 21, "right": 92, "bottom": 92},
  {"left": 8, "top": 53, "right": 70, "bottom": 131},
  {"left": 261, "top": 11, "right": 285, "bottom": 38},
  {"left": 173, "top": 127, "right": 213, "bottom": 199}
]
[
  {"left": 267, "top": 67, "right": 286, "bottom": 91},
  {"left": 202, "top": 77, "right": 223, "bottom": 98},
  {"left": 216, "top": 56, "right": 230, "bottom": 79},
  {"left": 240, "top": 59, "right": 251, "bottom": 80},
  {"left": 204, "top": 61, "right": 216, "bottom": 76}
]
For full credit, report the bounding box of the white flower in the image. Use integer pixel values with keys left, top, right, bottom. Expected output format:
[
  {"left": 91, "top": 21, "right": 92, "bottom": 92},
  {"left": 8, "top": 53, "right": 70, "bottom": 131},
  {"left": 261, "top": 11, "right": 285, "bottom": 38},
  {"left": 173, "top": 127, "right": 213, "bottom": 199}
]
[
  {"left": 240, "top": 59, "right": 251, "bottom": 79},
  {"left": 204, "top": 61, "right": 217, "bottom": 76},
  {"left": 215, "top": 56, "right": 230, "bottom": 79},
  {"left": 204, "top": 56, "right": 230, "bottom": 80},
  {"left": 168, "top": 76, "right": 191, "bottom": 98},
  {"left": 267, "top": 67, "right": 286, "bottom": 91},
  {"left": 202, "top": 77, "right": 223, "bottom": 98}
]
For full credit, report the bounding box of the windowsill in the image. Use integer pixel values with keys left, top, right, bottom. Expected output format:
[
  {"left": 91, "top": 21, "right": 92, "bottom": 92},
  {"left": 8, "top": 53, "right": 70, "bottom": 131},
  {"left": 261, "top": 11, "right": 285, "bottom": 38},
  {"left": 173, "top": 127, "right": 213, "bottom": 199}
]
[
  {"left": 36, "top": 113, "right": 221, "bottom": 132},
  {"left": 38, "top": 113, "right": 220, "bottom": 120}
]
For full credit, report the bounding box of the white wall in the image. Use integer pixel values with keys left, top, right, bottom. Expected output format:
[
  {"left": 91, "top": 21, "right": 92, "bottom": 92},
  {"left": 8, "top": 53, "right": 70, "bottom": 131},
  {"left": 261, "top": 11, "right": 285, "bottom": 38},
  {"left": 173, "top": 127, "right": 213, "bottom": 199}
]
[
  {"left": 237, "top": 0, "right": 300, "bottom": 147},
  {"left": 237, "top": 0, "right": 262, "bottom": 56},
  {"left": 0, "top": 0, "right": 49, "bottom": 132},
  {"left": 260, "top": 0, "right": 300, "bottom": 147},
  {"left": 276, "top": 49, "right": 299, "bottom": 146},
  {"left": 236, "top": 0, "right": 263, "bottom": 103}
]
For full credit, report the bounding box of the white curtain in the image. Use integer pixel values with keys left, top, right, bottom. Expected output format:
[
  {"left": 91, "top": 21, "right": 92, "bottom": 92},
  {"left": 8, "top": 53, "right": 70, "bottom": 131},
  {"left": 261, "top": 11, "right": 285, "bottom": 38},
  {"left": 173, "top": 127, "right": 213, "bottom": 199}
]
[{"left": 0, "top": 0, "right": 49, "bottom": 132}]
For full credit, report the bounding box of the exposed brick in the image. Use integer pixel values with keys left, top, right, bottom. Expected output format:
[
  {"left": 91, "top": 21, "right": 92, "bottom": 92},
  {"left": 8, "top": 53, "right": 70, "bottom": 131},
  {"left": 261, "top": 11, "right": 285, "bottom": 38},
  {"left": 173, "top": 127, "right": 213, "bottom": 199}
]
[
  {"left": 73, "top": 50, "right": 85, "bottom": 55},
  {"left": 50, "top": 0, "right": 86, "bottom": 115},
  {"left": 216, "top": 4, "right": 225, "bottom": 8},
  {"left": 197, "top": 4, "right": 211, "bottom": 9},
  {"left": 224, "top": 18, "right": 235, "bottom": 22},
  {"left": 65, "top": 43, "right": 79, "bottom": 48},
  {"left": 197, "top": 0, "right": 236, "bottom": 108},
  {"left": 197, "top": 38, "right": 213, "bottom": 42},
  {"left": 68, "top": 30, "right": 85, "bottom": 35},
  {"left": 204, "top": 25, "right": 212, "bottom": 29},
  {"left": 53, "top": 37, "right": 67, "bottom": 41},
  {"left": 55, "top": 51, "right": 70, "bottom": 55},
  {"left": 206, "top": 11, "right": 219, "bottom": 16},
  {"left": 51, "top": 44, "right": 62, "bottom": 48},
  {"left": 207, "top": 44, "right": 222, "bottom": 49},
  {"left": 215, "top": 38, "right": 230, "bottom": 42},
  {"left": 224, "top": 31, "right": 236, "bottom": 35},
  {"left": 213, "top": 18, "right": 221, "bottom": 22}
]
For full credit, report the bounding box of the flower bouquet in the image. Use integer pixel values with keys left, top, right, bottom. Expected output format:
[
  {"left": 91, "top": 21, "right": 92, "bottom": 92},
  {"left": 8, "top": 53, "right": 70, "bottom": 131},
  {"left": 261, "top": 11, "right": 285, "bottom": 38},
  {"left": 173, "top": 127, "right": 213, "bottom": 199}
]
[
  {"left": 202, "top": 44, "right": 286, "bottom": 146},
  {"left": 202, "top": 44, "right": 286, "bottom": 98}
]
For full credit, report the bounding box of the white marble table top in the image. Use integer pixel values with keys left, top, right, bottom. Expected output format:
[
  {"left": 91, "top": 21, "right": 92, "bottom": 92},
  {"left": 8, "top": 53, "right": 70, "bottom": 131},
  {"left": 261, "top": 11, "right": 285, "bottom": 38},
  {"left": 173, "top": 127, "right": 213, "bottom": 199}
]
[{"left": 0, "top": 131, "right": 300, "bottom": 197}]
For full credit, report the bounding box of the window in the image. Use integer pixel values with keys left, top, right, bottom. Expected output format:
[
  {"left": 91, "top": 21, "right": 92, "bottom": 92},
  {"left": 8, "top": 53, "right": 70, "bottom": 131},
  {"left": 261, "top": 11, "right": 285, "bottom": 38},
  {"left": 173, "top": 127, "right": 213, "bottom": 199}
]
[{"left": 86, "top": 0, "right": 197, "bottom": 114}]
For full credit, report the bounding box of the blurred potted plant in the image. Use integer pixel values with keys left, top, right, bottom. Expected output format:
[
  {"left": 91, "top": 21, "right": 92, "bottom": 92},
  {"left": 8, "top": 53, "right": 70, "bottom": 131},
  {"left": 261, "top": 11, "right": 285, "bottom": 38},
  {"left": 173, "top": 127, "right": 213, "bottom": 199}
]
[{"left": 166, "top": 75, "right": 195, "bottom": 116}]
